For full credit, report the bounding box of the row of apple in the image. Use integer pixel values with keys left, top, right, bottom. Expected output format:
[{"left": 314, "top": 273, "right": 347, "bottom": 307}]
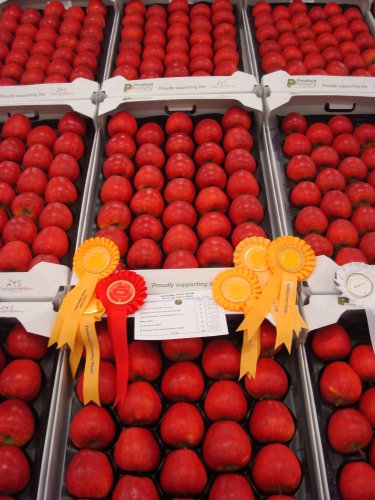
[
  {"left": 112, "top": 0, "right": 242, "bottom": 80},
  {"left": 306, "top": 313, "right": 375, "bottom": 499},
  {"left": 62, "top": 319, "right": 312, "bottom": 499},
  {"left": 0, "top": 110, "right": 92, "bottom": 271},
  {"left": 0, "top": 0, "right": 110, "bottom": 86},
  {"left": 249, "top": 0, "right": 375, "bottom": 77},
  {"left": 279, "top": 111, "right": 375, "bottom": 265},
  {"left": 92, "top": 105, "right": 272, "bottom": 270},
  {"left": 0, "top": 322, "right": 58, "bottom": 497}
]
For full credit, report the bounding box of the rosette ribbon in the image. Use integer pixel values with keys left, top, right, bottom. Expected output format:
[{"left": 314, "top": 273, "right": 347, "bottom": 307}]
[
  {"left": 237, "top": 236, "right": 315, "bottom": 353},
  {"left": 49, "top": 237, "right": 120, "bottom": 369},
  {"left": 335, "top": 263, "right": 375, "bottom": 352},
  {"left": 69, "top": 297, "right": 105, "bottom": 405},
  {"left": 212, "top": 267, "right": 262, "bottom": 379},
  {"left": 96, "top": 269, "right": 147, "bottom": 407}
]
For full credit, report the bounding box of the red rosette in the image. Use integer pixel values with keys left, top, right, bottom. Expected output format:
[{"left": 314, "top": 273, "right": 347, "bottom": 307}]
[{"left": 96, "top": 269, "right": 147, "bottom": 406}]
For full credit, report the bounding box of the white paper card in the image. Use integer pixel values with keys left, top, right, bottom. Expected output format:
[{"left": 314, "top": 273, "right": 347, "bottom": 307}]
[{"left": 134, "top": 290, "right": 228, "bottom": 341}]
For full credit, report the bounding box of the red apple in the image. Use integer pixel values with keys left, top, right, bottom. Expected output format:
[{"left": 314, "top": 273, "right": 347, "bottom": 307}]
[
  {"left": 0, "top": 399, "right": 35, "bottom": 447},
  {"left": 197, "top": 212, "right": 231, "bottom": 240},
  {"left": 160, "top": 449, "right": 207, "bottom": 497},
  {"left": 338, "top": 461, "right": 375, "bottom": 500},
  {"left": 117, "top": 380, "right": 162, "bottom": 425},
  {"left": 76, "top": 360, "right": 116, "bottom": 405},
  {"left": 65, "top": 449, "right": 113, "bottom": 498},
  {"left": 0, "top": 161, "right": 21, "bottom": 186},
  {"left": 2, "top": 216, "right": 38, "bottom": 246},
  {"left": 281, "top": 113, "right": 307, "bottom": 135},
  {"left": 162, "top": 200, "right": 197, "bottom": 228},
  {"left": 130, "top": 188, "right": 164, "bottom": 217},
  {"left": 100, "top": 175, "right": 133, "bottom": 204},
  {"left": 326, "top": 219, "right": 359, "bottom": 249},
  {"left": 311, "top": 323, "right": 351, "bottom": 360},
  {"left": 0, "top": 359, "right": 42, "bottom": 401},
  {"left": 48, "top": 154, "right": 80, "bottom": 182},
  {"left": 204, "top": 380, "right": 248, "bottom": 422},
  {"left": 0, "top": 241, "right": 32, "bottom": 271},
  {"left": 32, "top": 226, "right": 69, "bottom": 259},
  {"left": 114, "top": 427, "right": 160, "bottom": 472},
  {"left": 202, "top": 339, "right": 240, "bottom": 379},
  {"left": 0, "top": 446, "right": 30, "bottom": 495},
  {"left": 161, "top": 338, "right": 203, "bottom": 361},
  {"left": 126, "top": 239, "right": 162, "bottom": 269},
  {"left": 6, "top": 324, "right": 48, "bottom": 360},
  {"left": 360, "top": 231, "right": 375, "bottom": 263},
  {"left": 194, "top": 142, "right": 225, "bottom": 166},
  {"left": 160, "top": 402, "right": 205, "bottom": 448},
  {"left": 209, "top": 474, "right": 255, "bottom": 500},
  {"left": 231, "top": 222, "right": 267, "bottom": 247},
  {"left": 196, "top": 236, "right": 233, "bottom": 267},
  {"left": 349, "top": 344, "right": 375, "bottom": 382},
  {"left": 229, "top": 194, "right": 264, "bottom": 225},
  {"left": 165, "top": 153, "right": 195, "bottom": 179},
  {"left": 161, "top": 361, "right": 205, "bottom": 402},
  {"left": 249, "top": 400, "right": 295, "bottom": 443},
  {"left": 69, "top": 404, "right": 116, "bottom": 449},
  {"left": 162, "top": 224, "right": 198, "bottom": 254},
  {"left": 328, "top": 408, "right": 372, "bottom": 453},
  {"left": 304, "top": 234, "right": 334, "bottom": 257},
  {"left": 164, "top": 178, "right": 196, "bottom": 204},
  {"left": 359, "top": 387, "right": 375, "bottom": 427},
  {"left": 203, "top": 420, "right": 251, "bottom": 470},
  {"left": 252, "top": 444, "right": 302, "bottom": 494},
  {"left": 294, "top": 206, "right": 328, "bottom": 235},
  {"left": 245, "top": 358, "right": 288, "bottom": 399},
  {"left": 128, "top": 341, "right": 162, "bottom": 381},
  {"left": 112, "top": 476, "right": 159, "bottom": 500},
  {"left": 97, "top": 201, "right": 132, "bottom": 230},
  {"left": 103, "top": 154, "right": 135, "bottom": 179},
  {"left": 335, "top": 247, "right": 368, "bottom": 265},
  {"left": 225, "top": 149, "right": 256, "bottom": 175},
  {"left": 195, "top": 163, "right": 227, "bottom": 190},
  {"left": 319, "top": 361, "right": 362, "bottom": 406},
  {"left": 130, "top": 214, "right": 163, "bottom": 242},
  {"left": 44, "top": 176, "right": 78, "bottom": 205}
]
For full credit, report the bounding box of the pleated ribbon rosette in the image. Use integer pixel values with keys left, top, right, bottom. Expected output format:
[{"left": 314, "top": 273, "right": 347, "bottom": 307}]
[
  {"left": 49, "top": 237, "right": 120, "bottom": 404},
  {"left": 96, "top": 269, "right": 147, "bottom": 407}
]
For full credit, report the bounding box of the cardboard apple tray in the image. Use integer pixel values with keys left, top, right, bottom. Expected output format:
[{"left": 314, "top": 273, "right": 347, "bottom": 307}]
[
  {"left": 262, "top": 90, "right": 375, "bottom": 251},
  {"left": 100, "top": 0, "right": 260, "bottom": 96},
  {"left": 46, "top": 322, "right": 320, "bottom": 499},
  {"left": 0, "top": 311, "right": 63, "bottom": 500},
  {"left": 300, "top": 300, "right": 375, "bottom": 500},
  {"left": 243, "top": 0, "right": 375, "bottom": 84},
  {"left": 0, "top": 93, "right": 100, "bottom": 299},
  {"left": 0, "top": 0, "right": 119, "bottom": 86}
]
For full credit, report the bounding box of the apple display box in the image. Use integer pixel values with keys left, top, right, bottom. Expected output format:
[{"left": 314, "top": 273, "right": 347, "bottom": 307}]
[
  {"left": 0, "top": 94, "right": 100, "bottom": 298},
  {"left": 262, "top": 91, "right": 375, "bottom": 264},
  {"left": 243, "top": 0, "right": 375, "bottom": 83},
  {"left": 299, "top": 301, "right": 375, "bottom": 500},
  {"left": 0, "top": 0, "right": 119, "bottom": 86},
  {"left": 75, "top": 91, "right": 284, "bottom": 272},
  {"left": 102, "top": 0, "right": 259, "bottom": 91},
  {"left": 45, "top": 318, "right": 322, "bottom": 499},
  {"left": 0, "top": 311, "right": 63, "bottom": 500}
]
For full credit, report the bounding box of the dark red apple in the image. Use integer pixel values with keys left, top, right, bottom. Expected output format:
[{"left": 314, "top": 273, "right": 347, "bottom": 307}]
[
  {"left": 116, "top": 380, "right": 162, "bottom": 426},
  {"left": 358, "top": 387, "right": 375, "bottom": 427},
  {"left": 208, "top": 474, "right": 255, "bottom": 500},
  {"left": 128, "top": 341, "right": 162, "bottom": 382},
  {"left": 349, "top": 344, "right": 375, "bottom": 382},
  {"left": 202, "top": 339, "right": 240, "bottom": 379},
  {"left": 0, "top": 446, "right": 30, "bottom": 495},
  {"left": 0, "top": 399, "right": 35, "bottom": 447},
  {"left": 319, "top": 361, "right": 362, "bottom": 406},
  {"left": 244, "top": 358, "right": 288, "bottom": 400},
  {"left": 311, "top": 323, "right": 352, "bottom": 361},
  {"left": 114, "top": 427, "right": 160, "bottom": 472},
  {"left": 339, "top": 461, "right": 375, "bottom": 500},
  {"left": 160, "top": 449, "right": 207, "bottom": 497},
  {"left": 204, "top": 380, "right": 248, "bottom": 422},
  {"left": 69, "top": 404, "right": 116, "bottom": 449},
  {"left": 112, "top": 476, "right": 159, "bottom": 500},
  {"left": 249, "top": 400, "right": 295, "bottom": 443},
  {"left": 161, "top": 338, "right": 203, "bottom": 361},
  {"left": 0, "top": 359, "right": 42, "bottom": 401},
  {"left": 161, "top": 361, "right": 205, "bottom": 402},
  {"left": 328, "top": 408, "right": 372, "bottom": 453},
  {"left": 6, "top": 324, "right": 48, "bottom": 360},
  {"left": 160, "top": 402, "right": 205, "bottom": 448}
]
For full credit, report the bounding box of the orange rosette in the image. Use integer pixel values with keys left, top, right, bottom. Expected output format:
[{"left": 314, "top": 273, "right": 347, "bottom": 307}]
[
  {"left": 238, "top": 236, "right": 315, "bottom": 353},
  {"left": 49, "top": 237, "right": 119, "bottom": 380},
  {"left": 233, "top": 236, "right": 271, "bottom": 287},
  {"left": 212, "top": 267, "right": 262, "bottom": 379},
  {"left": 96, "top": 269, "right": 147, "bottom": 407}
]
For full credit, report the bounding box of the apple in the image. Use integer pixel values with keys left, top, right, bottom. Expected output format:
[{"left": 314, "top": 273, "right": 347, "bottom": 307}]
[
  {"left": 117, "top": 380, "right": 162, "bottom": 426},
  {"left": 162, "top": 224, "right": 198, "bottom": 254},
  {"left": 361, "top": 147, "right": 375, "bottom": 169},
  {"left": 160, "top": 449, "right": 207, "bottom": 496},
  {"left": 48, "top": 154, "right": 80, "bottom": 182},
  {"left": 0, "top": 359, "right": 42, "bottom": 401},
  {"left": 0, "top": 241, "right": 32, "bottom": 271},
  {"left": 335, "top": 247, "right": 368, "bottom": 265},
  {"left": 103, "top": 154, "right": 134, "bottom": 179},
  {"left": 0, "top": 182, "right": 15, "bottom": 209},
  {"left": 194, "top": 119, "right": 223, "bottom": 145},
  {"left": 209, "top": 474, "right": 255, "bottom": 500},
  {"left": 44, "top": 176, "right": 78, "bottom": 205},
  {"left": 349, "top": 344, "right": 375, "bottom": 382},
  {"left": 165, "top": 153, "right": 195, "bottom": 180},
  {"left": 136, "top": 122, "right": 165, "bottom": 147},
  {"left": 96, "top": 226, "right": 128, "bottom": 257},
  {"left": 66, "top": 449, "right": 113, "bottom": 498},
  {"left": 294, "top": 206, "right": 328, "bottom": 235},
  {"left": 291, "top": 182, "right": 321, "bottom": 207},
  {"left": 311, "top": 146, "right": 340, "bottom": 169},
  {"left": 194, "top": 142, "right": 225, "bottom": 166},
  {"left": 6, "top": 324, "right": 48, "bottom": 360},
  {"left": 161, "top": 338, "right": 203, "bottom": 361},
  {"left": 249, "top": 399, "right": 295, "bottom": 443},
  {"left": 252, "top": 444, "right": 302, "bottom": 494},
  {"left": 161, "top": 361, "right": 205, "bottom": 402},
  {"left": 3, "top": 216, "right": 38, "bottom": 246},
  {"left": 106, "top": 132, "right": 136, "bottom": 159},
  {"left": 100, "top": 175, "right": 133, "bottom": 204},
  {"left": 222, "top": 106, "right": 251, "bottom": 131},
  {"left": 231, "top": 221, "right": 267, "bottom": 247},
  {"left": 202, "top": 339, "right": 240, "bottom": 379},
  {"left": 244, "top": 358, "right": 288, "bottom": 400},
  {"left": 0, "top": 161, "right": 21, "bottom": 186},
  {"left": 130, "top": 214, "right": 163, "bottom": 242},
  {"left": 0, "top": 399, "right": 35, "bottom": 447},
  {"left": 0, "top": 446, "right": 30, "bottom": 495},
  {"left": 114, "top": 427, "right": 160, "bottom": 472},
  {"left": 112, "top": 476, "right": 159, "bottom": 500},
  {"left": 338, "top": 157, "right": 367, "bottom": 182},
  {"left": 225, "top": 149, "right": 256, "bottom": 175},
  {"left": 360, "top": 231, "right": 375, "bottom": 263},
  {"left": 203, "top": 420, "right": 252, "bottom": 471},
  {"left": 197, "top": 212, "right": 231, "bottom": 240},
  {"left": 286, "top": 155, "right": 316, "bottom": 182},
  {"left": 128, "top": 341, "right": 162, "bottom": 382},
  {"left": 69, "top": 404, "right": 116, "bottom": 449},
  {"left": 195, "top": 163, "right": 227, "bottom": 190},
  {"left": 332, "top": 133, "right": 360, "bottom": 157},
  {"left": 281, "top": 113, "right": 307, "bottom": 135},
  {"left": 164, "top": 178, "right": 196, "bottom": 204},
  {"left": 204, "top": 380, "right": 248, "bottom": 422},
  {"left": 359, "top": 387, "right": 375, "bottom": 427},
  {"left": 226, "top": 170, "right": 259, "bottom": 199},
  {"left": 160, "top": 401, "right": 205, "bottom": 448},
  {"left": 328, "top": 408, "right": 372, "bottom": 453},
  {"left": 346, "top": 182, "right": 375, "bottom": 208},
  {"left": 97, "top": 201, "right": 132, "bottom": 230},
  {"left": 0, "top": 208, "right": 8, "bottom": 234},
  {"left": 311, "top": 323, "right": 351, "bottom": 360},
  {"left": 76, "top": 360, "right": 116, "bottom": 405},
  {"left": 196, "top": 236, "right": 234, "bottom": 267},
  {"left": 352, "top": 205, "right": 375, "bottom": 235},
  {"left": 162, "top": 200, "right": 197, "bottom": 228},
  {"left": 32, "top": 226, "right": 69, "bottom": 259},
  {"left": 107, "top": 112, "right": 138, "bottom": 137},
  {"left": 326, "top": 219, "right": 359, "bottom": 249},
  {"left": 320, "top": 190, "right": 352, "bottom": 219},
  {"left": 126, "top": 239, "right": 162, "bottom": 269},
  {"left": 229, "top": 194, "right": 265, "bottom": 225},
  {"left": 319, "top": 361, "right": 362, "bottom": 406},
  {"left": 339, "top": 461, "right": 375, "bottom": 500}
]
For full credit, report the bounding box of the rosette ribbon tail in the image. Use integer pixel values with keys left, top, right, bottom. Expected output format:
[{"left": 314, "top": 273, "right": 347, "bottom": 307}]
[
  {"left": 275, "top": 271, "right": 297, "bottom": 352},
  {"left": 49, "top": 273, "right": 98, "bottom": 351},
  {"left": 236, "top": 271, "right": 282, "bottom": 340},
  {"left": 240, "top": 327, "right": 261, "bottom": 380},
  {"left": 108, "top": 308, "right": 129, "bottom": 408}
]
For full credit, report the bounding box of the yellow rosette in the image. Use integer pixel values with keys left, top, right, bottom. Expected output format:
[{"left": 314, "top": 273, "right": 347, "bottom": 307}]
[
  {"left": 234, "top": 237, "right": 271, "bottom": 288},
  {"left": 212, "top": 267, "right": 262, "bottom": 379},
  {"left": 237, "top": 236, "right": 315, "bottom": 353},
  {"left": 49, "top": 237, "right": 119, "bottom": 361}
]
